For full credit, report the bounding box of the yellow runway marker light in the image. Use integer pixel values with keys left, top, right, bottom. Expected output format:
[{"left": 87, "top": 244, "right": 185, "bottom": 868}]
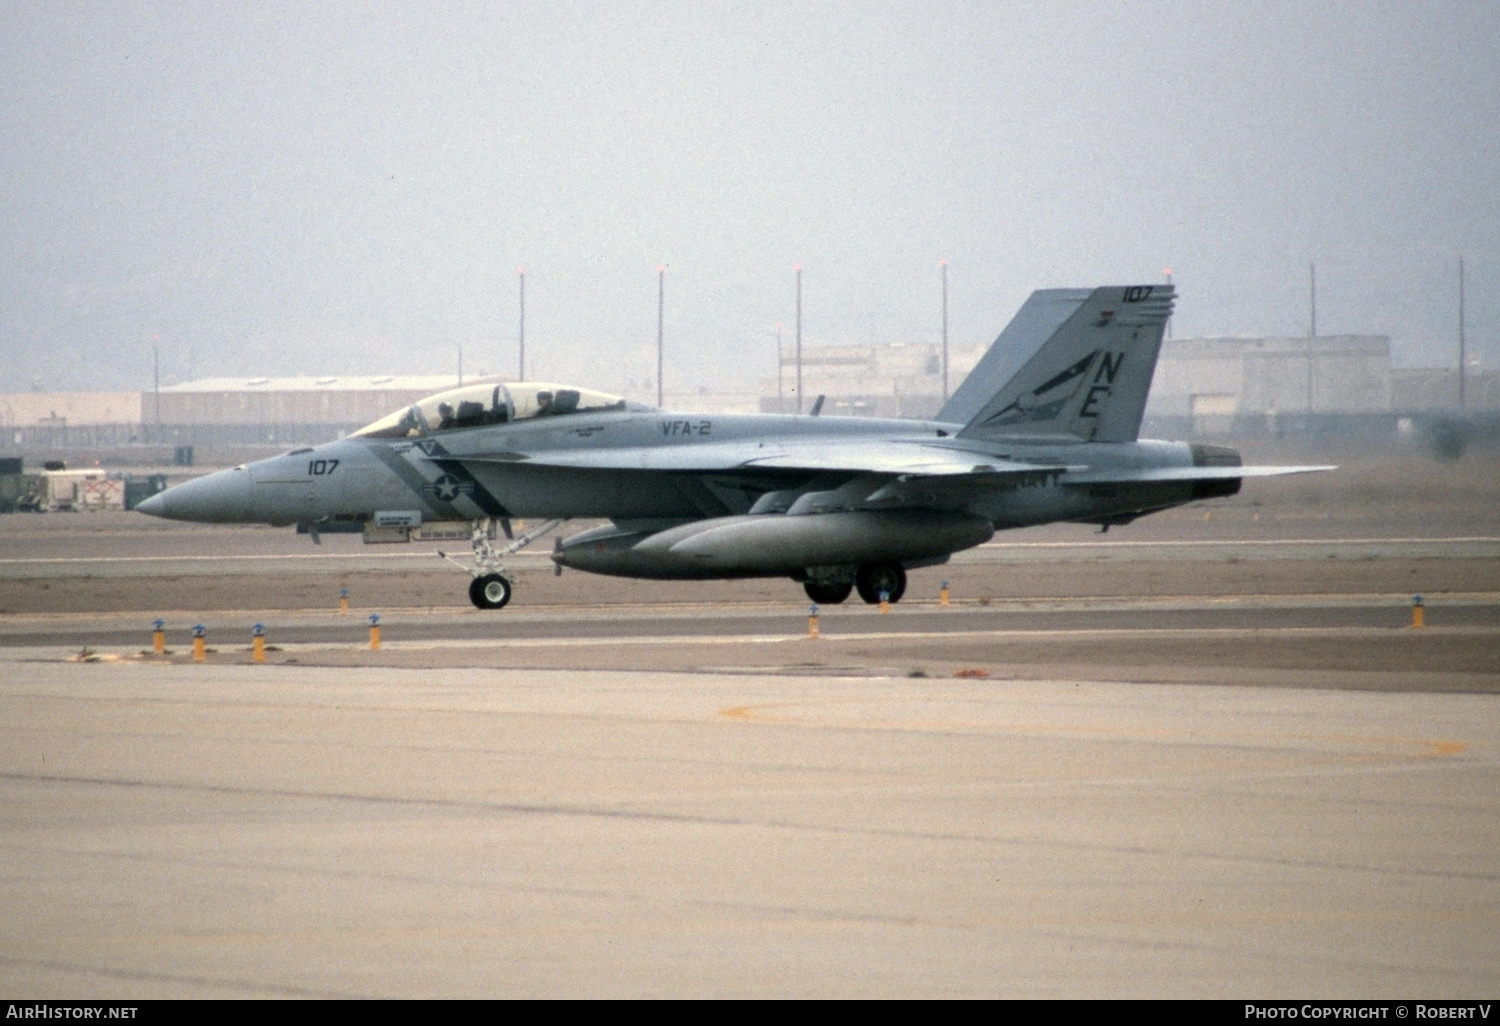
[
  {"left": 1412, "top": 595, "right": 1425, "bottom": 629},
  {"left": 252, "top": 623, "right": 265, "bottom": 663},
  {"left": 339, "top": 587, "right": 349, "bottom": 615},
  {"left": 807, "top": 604, "right": 819, "bottom": 640},
  {"left": 152, "top": 619, "right": 165, "bottom": 655},
  {"left": 880, "top": 590, "right": 890, "bottom": 615},
  {"left": 192, "top": 624, "right": 205, "bottom": 663},
  {"left": 369, "top": 613, "right": 381, "bottom": 650},
  {"left": 940, "top": 581, "right": 950, "bottom": 607}
]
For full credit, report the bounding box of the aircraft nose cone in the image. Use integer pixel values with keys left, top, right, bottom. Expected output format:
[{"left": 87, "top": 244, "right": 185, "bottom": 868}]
[
  {"left": 135, "top": 491, "right": 168, "bottom": 518},
  {"left": 138, "top": 468, "right": 252, "bottom": 522}
]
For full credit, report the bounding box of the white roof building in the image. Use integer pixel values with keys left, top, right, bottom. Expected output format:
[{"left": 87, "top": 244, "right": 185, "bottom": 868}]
[{"left": 149, "top": 375, "right": 504, "bottom": 427}]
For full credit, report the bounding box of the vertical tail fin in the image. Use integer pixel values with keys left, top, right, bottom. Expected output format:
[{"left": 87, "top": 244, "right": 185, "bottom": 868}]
[{"left": 947, "top": 284, "right": 1175, "bottom": 443}]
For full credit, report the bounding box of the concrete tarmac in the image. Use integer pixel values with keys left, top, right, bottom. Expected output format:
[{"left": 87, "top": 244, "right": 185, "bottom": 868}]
[
  {"left": 1, "top": 660, "right": 1496, "bottom": 998},
  {"left": 4, "top": 599, "right": 1499, "bottom": 688},
  {"left": 4, "top": 536, "right": 1499, "bottom": 579}
]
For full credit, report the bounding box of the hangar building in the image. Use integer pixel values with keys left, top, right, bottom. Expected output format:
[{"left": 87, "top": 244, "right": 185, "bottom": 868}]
[{"left": 141, "top": 375, "right": 495, "bottom": 446}]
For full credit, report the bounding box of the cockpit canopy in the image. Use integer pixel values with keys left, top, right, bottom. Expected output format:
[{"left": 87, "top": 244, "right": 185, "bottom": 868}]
[{"left": 352, "top": 382, "right": 637, "bottom": 439}]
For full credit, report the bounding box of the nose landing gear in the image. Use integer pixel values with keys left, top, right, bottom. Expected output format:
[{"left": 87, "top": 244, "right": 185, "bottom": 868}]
[
  {"left": 469, "top": 573, "right": 512, "bottom": 609},
  {"left": 438, "top": 517, "right": 565, "bottom": 610}
]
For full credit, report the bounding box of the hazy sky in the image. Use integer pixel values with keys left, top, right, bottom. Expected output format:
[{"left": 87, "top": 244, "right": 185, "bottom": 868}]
[{"left": 3, "top": 0, "right": 1497, "bottom": 394}]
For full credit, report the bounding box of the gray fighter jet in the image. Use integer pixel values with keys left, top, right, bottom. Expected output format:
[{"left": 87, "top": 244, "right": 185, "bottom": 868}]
[{"left": 138, "top": 284, "right": 1330, "bottom": 609}]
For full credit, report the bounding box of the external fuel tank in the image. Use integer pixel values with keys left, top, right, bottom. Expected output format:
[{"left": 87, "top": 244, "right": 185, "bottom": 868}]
[{"left": 553, "top": 509, "right": 995, "bottom": 579}]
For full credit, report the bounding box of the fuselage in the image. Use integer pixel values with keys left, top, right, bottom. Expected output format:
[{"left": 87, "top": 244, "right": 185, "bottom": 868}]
[{"left": 139, "top": 406, "right": 1224, "bottom": 534}]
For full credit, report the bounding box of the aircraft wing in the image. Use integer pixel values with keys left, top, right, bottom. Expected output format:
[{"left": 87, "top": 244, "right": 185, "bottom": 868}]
[
  {"left": 442, "top": 440, "right": 1329, "bottom": 493},
  {"left": 739, "top": 442, "right": 1068, "bottom": 478},
  {"left": 452, "top": 442, "right": 774, "bottom": 472},
  {"left": 451, "top": 440, "right": 1068, "bottom": 478}
]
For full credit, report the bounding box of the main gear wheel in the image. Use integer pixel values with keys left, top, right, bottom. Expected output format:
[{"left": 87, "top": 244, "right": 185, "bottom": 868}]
[
  {"left": 803, "top": 580, "right": 853, "bottom": 604},
  {"left": 855, "top": 563, "right": 906, "bottom": 605}
]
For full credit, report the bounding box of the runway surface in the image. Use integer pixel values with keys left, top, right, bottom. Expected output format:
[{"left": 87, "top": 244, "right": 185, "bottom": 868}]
[
  {"left": 4, "top": 597, "right": 1499, "bottom": 689},
  {"left": 4, "top": 514, "right": 1495, "bottom": 687},
  {"left": 4, "top": 534, "right": 1500, "bottom": 579},
  {"left": 1, "top": 661, "right": 1496, "bottom": 998}
]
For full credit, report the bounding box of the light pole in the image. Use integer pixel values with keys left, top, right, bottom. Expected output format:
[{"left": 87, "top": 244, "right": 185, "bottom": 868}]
[
  {"left": 656, "top": 265, "right": 665, "bottom": 408},
  {"left": 517, "top": 268, "right": 526, "bottom": 382},
  {"left": 794, "top": 264, "right": 803, "bottom": 414},
  {"left": 1459, "top": 256, "right": 1467, "bottom": 408},
  {"left": 1307, "top": 262, "right": 1317, "bottom": 418},
  {"left": 1309, "top": 262, "right": 1317, "bottom": 339}
]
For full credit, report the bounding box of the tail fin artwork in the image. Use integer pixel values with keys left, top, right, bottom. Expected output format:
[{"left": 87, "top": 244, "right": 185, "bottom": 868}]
[{"left": 940, "top": 285, "right": 1175, "bottom": 443}]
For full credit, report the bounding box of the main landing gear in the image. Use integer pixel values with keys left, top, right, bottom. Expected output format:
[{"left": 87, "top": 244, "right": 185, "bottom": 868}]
[
  {"left": 438, "top": 517, "right": 565, "bottom": 610},
  {"left": 802, "top": 563, "right": 907, "bottom": 606},
  {"left": 803, "top": 580, "right": 853, "bottom": 604},
  {"left": 856, "top": 563, "right": 906, "bottom": 604}
]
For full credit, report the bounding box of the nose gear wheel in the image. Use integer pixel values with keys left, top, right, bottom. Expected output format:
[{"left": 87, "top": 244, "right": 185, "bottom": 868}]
[
  {"left": 437, "top": 518, "right": 566, "bottom": 611},
  {"left": 469, "top": 573, "right": 512, "bottom": 609}
]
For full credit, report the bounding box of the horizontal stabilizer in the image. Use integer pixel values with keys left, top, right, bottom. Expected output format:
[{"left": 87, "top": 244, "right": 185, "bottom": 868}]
[{"left": 1061, "top": 465, "right": 1335, "bottom": 485}]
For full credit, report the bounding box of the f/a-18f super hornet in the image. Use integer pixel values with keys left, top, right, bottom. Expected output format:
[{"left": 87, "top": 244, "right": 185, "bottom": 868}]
[{"left": 138, "top": 284, "right": 1331, "bottom": 609}]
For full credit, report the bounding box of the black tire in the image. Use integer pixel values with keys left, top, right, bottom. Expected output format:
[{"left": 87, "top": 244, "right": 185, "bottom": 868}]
[
  {"left": 855, "top": 563, "right": 906, "bottom": 605},
  {"left": 803, "top": 580, "right": 853, "bottom": 605},
  {"left": 469, "top": 573, "right": 513, "bottom": 610}
]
